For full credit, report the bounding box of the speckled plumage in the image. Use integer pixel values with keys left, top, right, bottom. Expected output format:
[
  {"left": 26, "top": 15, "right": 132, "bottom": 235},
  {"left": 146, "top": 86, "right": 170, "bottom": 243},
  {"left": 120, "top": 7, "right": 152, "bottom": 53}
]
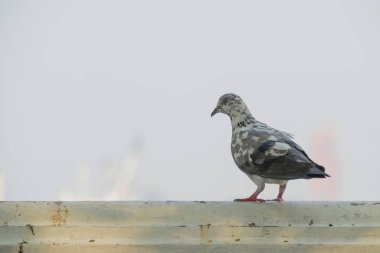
[{"left": 211, "top": 93, "right": 330, "bottom": 202}]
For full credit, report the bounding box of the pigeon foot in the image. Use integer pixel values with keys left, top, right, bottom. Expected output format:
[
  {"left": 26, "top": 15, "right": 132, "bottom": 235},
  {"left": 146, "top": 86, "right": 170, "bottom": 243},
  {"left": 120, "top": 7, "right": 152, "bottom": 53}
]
[
  {"left": 270, "top": 197, "right": 284, "bottom": 202},
  {"left": 234, "top": 197, "right": 265, "bottom": 202}
]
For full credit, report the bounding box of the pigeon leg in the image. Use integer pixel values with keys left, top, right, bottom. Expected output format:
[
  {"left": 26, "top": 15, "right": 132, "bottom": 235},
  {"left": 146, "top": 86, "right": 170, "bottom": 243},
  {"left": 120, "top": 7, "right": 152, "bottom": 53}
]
[
  {"left": 234, "top": 183, "right": 265, "bottom": 202},
  {"left": 272, "top": 184, "right": 286, "bottom": 202}
]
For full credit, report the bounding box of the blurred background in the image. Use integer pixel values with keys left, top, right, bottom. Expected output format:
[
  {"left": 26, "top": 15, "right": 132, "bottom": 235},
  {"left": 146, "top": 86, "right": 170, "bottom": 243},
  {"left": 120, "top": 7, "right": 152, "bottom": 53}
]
[{"left": 0, "top": 0, "right": 379, "bottom": 201}]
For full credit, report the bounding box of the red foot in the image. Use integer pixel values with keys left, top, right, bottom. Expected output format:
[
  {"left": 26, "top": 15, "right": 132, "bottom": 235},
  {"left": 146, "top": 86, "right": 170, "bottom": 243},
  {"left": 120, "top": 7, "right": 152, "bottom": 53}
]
[{"left": 234, "top": 197, "right": 265, "bottom": 202}]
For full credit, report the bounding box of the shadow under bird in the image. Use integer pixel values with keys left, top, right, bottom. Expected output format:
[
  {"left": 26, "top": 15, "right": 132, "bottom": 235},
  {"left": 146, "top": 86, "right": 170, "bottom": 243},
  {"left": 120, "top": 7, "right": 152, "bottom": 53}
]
[{"left": 211, "top": 93, "right": 330, "bottom": 202}]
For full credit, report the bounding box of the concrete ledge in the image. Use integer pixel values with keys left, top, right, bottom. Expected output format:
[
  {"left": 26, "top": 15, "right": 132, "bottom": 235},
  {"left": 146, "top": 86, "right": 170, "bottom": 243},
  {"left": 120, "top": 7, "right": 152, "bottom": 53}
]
[{"left": 1, "top": 201, "right": 380, "bottom": 252}]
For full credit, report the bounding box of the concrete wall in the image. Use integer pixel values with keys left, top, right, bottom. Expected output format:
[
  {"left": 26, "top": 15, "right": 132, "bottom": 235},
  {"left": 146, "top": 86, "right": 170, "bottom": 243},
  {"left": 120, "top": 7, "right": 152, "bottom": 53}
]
[{"left": 0, "top": 201, "right": 379, "bottom": 252}]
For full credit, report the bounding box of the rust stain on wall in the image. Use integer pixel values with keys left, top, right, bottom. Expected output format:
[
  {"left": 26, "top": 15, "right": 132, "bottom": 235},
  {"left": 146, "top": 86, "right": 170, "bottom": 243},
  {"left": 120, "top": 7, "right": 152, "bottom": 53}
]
[
  {"left": 50, "top": 205, "right": 69, "bottom": 226},
  {"left": 26, "top": 224, "right": 35, "bottom": 235},
  {"left": 199, "top": 224, "right": 211, "bottom": 239}
]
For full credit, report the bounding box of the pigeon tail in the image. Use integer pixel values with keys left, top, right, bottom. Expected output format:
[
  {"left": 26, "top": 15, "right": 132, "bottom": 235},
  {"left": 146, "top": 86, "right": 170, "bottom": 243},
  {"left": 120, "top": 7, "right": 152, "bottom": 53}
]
[{"left": 305, "top": 166, "right": 330, "bottom": 178}]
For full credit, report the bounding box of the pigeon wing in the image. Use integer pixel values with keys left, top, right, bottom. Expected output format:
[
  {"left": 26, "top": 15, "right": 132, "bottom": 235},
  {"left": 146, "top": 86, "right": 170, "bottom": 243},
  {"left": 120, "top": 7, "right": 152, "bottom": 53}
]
[
  {"left": 251, "top": 140, "right": 291, "bottom": 165},
  {"left": 247, "top": 140, "right": 315, "bottom": 179}
]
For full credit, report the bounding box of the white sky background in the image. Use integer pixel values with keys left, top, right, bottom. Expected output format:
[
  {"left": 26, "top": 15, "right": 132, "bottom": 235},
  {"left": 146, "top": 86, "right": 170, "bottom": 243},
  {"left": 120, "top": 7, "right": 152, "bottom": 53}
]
[{"left": 0, "top": 0, "right": 379, "bottom": 201}]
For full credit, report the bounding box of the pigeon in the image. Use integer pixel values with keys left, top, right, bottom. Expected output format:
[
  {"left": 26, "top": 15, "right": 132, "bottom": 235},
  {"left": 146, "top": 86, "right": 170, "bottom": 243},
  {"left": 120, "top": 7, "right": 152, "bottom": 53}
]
[{"left": 211, "top": 93, "right": 330, "bottom": 202}]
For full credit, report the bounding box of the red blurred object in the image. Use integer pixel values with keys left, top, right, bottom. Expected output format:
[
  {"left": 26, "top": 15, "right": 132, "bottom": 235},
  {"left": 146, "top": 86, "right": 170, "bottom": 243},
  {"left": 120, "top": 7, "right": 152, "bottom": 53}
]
[{"left": 309, "top": 127, "right": 340, "bottom": 200}]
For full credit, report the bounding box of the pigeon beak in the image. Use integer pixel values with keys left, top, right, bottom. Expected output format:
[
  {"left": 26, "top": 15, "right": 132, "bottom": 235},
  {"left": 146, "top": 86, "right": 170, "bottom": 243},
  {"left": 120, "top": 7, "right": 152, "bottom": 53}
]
[{"left": 211, "top": 107, "right": 221, "bottom": 117}]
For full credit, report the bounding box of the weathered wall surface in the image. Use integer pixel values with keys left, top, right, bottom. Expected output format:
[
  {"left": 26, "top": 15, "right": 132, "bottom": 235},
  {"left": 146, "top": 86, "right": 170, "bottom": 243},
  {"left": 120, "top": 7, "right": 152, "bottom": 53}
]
[{"left": 0, "top": 201, "right": 379, "bottom": 252}]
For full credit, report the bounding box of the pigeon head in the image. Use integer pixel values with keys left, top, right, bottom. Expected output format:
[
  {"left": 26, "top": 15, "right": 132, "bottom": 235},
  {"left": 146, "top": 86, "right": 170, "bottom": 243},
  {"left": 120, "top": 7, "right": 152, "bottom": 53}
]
[{"left": 211, "top": 93, "right": 252, "bottom": 119}]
